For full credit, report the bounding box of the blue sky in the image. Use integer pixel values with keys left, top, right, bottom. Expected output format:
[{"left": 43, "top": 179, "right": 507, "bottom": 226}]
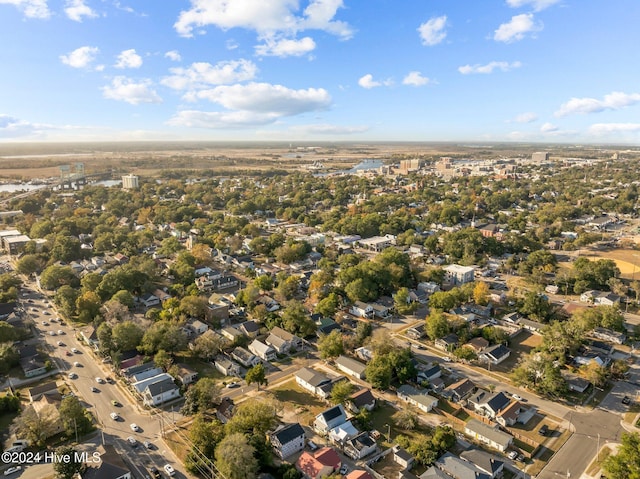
[{"left": 1, "top": 0, "right": 640, "bottom": 143}]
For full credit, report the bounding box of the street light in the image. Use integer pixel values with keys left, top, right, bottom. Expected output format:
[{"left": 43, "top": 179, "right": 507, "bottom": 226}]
[{"left": 384, "top": 423, "right": 391, "bottom": 443}]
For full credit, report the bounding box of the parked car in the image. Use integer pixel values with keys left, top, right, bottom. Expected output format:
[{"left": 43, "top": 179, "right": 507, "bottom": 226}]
[
  {"left": 49, "top": 331, "right": 56, "bottom": 336},
  {"left": 512, "top": 393, "right": 523, "bottom": 401},
  {"left": 127, "top": 436, "right": 137, "bottom": 447},
  {"left": 110, "top": 412, "right": 120, "bottom": 420},
  {"left": 111, "top": 400, "right": 122, "bottom": 407},
  {"left": 68, "top": 372, "right": 78, "bottom": 379},
  {"left": 164, "top": 465, "right": 175, "bottom": 477},
  {"left": 507, "top": 451, "right": 518, "bottom": 460},
  {"left": 4, "top": 466, "right": 22, "bottom": 476},
  {"left": 95, "top": 377, "right": 104, "bottom": 384},
  {"left": 73, "top": 361, "right": 80, "bottom": 366},
  {"left": 130, "top": 423, "right": 140, "bottom": 432},
  {"left": 144, "top": 441, "right": 153, "bottom": 449},
  {"left": 339, "top": 464, "right": 349, "bottom": 475},
  {"left": 226, "top": 382, "right": 240, "bottom": 389},
  {"left": 90, "top": 386, "right": 98, "bottom": 393},
  {"left": 57, "top": 340, "right": 63, "bottom": 346},
  {"left": 538, "top": 425, "right": 549, "bottom": 436},
  {"left": 517, "top": 453, "right": 525, "bottom": 462},
  {"left": 149, "top": 467, "right": 161, "bottom": 479},
  {"left": 71, "top": 348, "right": 79, "bottom": 353},
  {"left": 622, "top": 396, "right": 631, "bottom": 405},
  {"left": 307, "top": 440, "right": 318, "bottom": 451},
  {"left": 57, "top": 330, "right": 64, "bottom": 335}
]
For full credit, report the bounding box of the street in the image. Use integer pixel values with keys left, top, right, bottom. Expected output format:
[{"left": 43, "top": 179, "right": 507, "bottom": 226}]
[{"left": 13, "top": 282, "right": 193, "bottom": 479}]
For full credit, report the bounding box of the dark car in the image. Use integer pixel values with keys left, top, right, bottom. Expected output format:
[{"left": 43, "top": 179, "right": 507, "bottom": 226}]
[
  {"left": 622, "top": 396, "right": 631, "bottom": 405},
  {"left": 149, "top": 467, "right": 161, "bottom": 479},
  {"left": 538, "top": 425, "right": 549, "bottom": 436}
]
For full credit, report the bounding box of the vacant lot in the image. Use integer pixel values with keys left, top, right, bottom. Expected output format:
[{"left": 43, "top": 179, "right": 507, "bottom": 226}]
[
  {"left": 494, "top": 329, "right": 542, "bottom": 373},
  {"left": 272, "top": 379, "right": 326, "bottom": 426}
]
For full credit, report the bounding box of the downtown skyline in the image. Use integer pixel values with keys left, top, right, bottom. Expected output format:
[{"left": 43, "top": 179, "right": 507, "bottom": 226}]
[{"left": 1, "top": 0, "right": 640, "bottom": 144}]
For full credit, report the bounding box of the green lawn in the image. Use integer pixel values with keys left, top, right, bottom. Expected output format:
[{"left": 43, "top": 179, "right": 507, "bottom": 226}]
[{"left": 368, "top": 402, "right": 434, "bottom": 447}]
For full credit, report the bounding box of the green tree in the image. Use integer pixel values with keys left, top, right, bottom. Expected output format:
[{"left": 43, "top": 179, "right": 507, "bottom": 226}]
[
  {"left": 602, "top": 432, "right": 640, "bottom": 479},
  {"left": 111, "top": 290, "right": 134, "bottom": 309},
  {"left": 225, "top": 397, "right": 281, "bottom": 436},
  {"left": 254, "top": 275, "right": 274, "bottom": 292},
  {"left": 59, "top": 396, "right": 92, "bottom": 438},
  {"left": 55, "top": 285, "right": 79, "bottom": 317},
  {"left": 329, "top": 380, "right": 355, "bottom": 405},
  {"left": 112, "top": 321, "right": 144, "bottom": 352},
  {"left": 280, "top": 300, "right": 316, "bottom": 337},
  {"left": 181, "top": 378, "right": 221, "bottom": 415},
  {"left": 364, "top": 355, "right": 393, "bottom": 389},
  {"left": 245, "top": 363, "right": 268, "bottom": 390},
  {"left": 315, "top": 292, "right": 340, "bottom": 318},
  {"left": 139, "top": 320, "right": 187, "bottom": 355},
  {"left": 185, "top": 414, "right": 225, "bottom": 475},
  {"left": 192, "top": 333, "right": 229, "bottom": 361},
  {"left": 394, "top": 287, "right": 416, "bottom": 314},
  {"left": 40, "top": 265, "right": 79, "bottom": 290},
  {"left": 425, "top": 309, "right": 449, "bottom": 341},
  {"left": 318, "top": 329, "right": 344, "bottom": 359},
  {"left": 16, "top": 254, "right": 45, "bottom": 275},
  {"left": 52, "top": 446, "right": 84, "bottom": 479},
  {"left": 154, "top": 349, "right": 174, "bottom": 372},
  {"left": 12, "top": 404, "right": 60, "bottom": 447},
  {"left": 393, "top": 409, "right": 418, "bottom": 430},
  {"left": 215, "top": 433, "right": 258, "bottom": 479}
]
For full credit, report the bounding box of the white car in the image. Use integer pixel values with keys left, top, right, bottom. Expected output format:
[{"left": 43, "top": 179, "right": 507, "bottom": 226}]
[
  {"left": 57, "top": 340, "right": 63, "bottom": 346},
  {"left": 49, "top": 330, "right": 56, "bottom": 336},
  {"left": 512, "top": 393, "right": 523, "bottom": 401},
  {"left": 68, "top": 372, "right": 78, "bottom": 379},
  {"left": 110, "top": 412, "right": 120, "bottom": 420},
  {"left": 130, "top": 423, "right": 140, "bottom": 432},
  {"left": 71, "top": 348, "right": 79, "bottom": 353},
  {"left": 127, "top": 436, "right": 137, "bottom": 446},
  {"left": 73, "top": 361, "right": 81, "bottom": 367},
  {"left": 41, "top": 321, "right": 48, "bottom": 326},
  {"left": 163, "top": 465, "right": 175, "bottom": 477},
  {"left": 339, "top": 464, "right": 349, "bottom": 475},
  {"left": 95, "top": 377, "right": 104, "bottom": 384},
  {"left": 3, "top": 466, "right": 22, "bottom": 476},
  {"left": 57, "top": 330, "right": 64, "bottom": 335},
  {"left": 507, "top": 450, "right": 518, "bottom": 460}
]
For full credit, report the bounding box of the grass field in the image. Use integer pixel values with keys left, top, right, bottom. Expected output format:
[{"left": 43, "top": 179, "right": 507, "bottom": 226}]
[{"left": 558, "top": 249, "right": 640, "bottom": 278}]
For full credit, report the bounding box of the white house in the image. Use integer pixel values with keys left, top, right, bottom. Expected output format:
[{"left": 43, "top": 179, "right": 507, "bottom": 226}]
[
  {"left": 296, "top": 368, "right": 332, "bottom": 397},
  {"left": 464, "top": 419, "right": 513, "bottom": 452},
  {"left": 334, "top": 355, "right": 367, "bottom": 380},
  {"left": 214, "top": 356, "right": 242, "bottom": 377},
  {"left": 142, "top": 377, "right": 180, "bottom": 407},
  {"left": 271, "top": 423, "right": 306, "bottom": 459},
  {"left": 350, "top": 301, "right": 374, "bottom": 319},
  {"left": 480, "top": 344, "right": 511, "bottom": 365},
  {"left": 266, "top": 327, "right": 303, "bottom": 354},
  {"left": 443, "top": 264, "right": 475, "bottom": 285},
  {"left": 314, "top": 404, "right": 348, "bottom": 434},
  {"left": 397, "top": 385, "right": 438, "bottom": 412},
  {"left": 139, "top": 293, "right": 160, "bottom": 308},
  {"left": 231, "top": 347, "right": 261, "bottom": 368},
  {"left": 249, "top": 339, "right": 277, "bottom": 361}
]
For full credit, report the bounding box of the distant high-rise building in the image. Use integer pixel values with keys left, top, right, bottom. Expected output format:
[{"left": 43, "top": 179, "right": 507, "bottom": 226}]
[
  {"left": 122, "top": 174, "right": 139, "bottom": 189},
  {"left": 532, "top": 152, "right": 549, "bottom": 162},
  {"left": 398, "top": 158, "right": 424, "bottom": 174}
]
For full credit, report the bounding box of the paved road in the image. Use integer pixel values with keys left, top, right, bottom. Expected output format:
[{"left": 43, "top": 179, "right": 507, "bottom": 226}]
[{"left": 15, "top": 283, "right": 194, "bottom": 479}]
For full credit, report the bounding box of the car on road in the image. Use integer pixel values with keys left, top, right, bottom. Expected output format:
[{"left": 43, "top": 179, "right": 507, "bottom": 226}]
[
  {"left": 163, "top": 465, "right": 175, "bottom": 477},
  {"left": 517, "top": 453, "right": 525, "bottom": 462},
  {"left": 110, "top": 412, "right": 120, "bottom": 420},
  {"left": 111, "top": 400, "right": 122, "bottom": 407},
  {"left": 339, "top": 464, "right": 349, "bottom": 475},
  {"left": 622, "top": 396, "right": 631, "bottom": 405},
  {"left": 149, "top": 467, "right": 161, "bottom": 479},
  {"left": 95, "top": 377, "right": 104, "bottom": 384},
  {"left": 49, "top": 331, "right": 56, "bottom": 336},
  {"left": 68, "top": 372, "right": 78, "bottom": 379},
  {"left": 3, "top": 466, "right": 22, "bottom": 476},
  {"left": 57, "top": 340, "right": 63, "bottom": 346},
  {"left": 57, "top": 330, "right": 64, "bottom": 335},
  {"left": 66, "top": 351, "right": 72, "bottom": 356},
  {"left": 442, "top": 356, "right": 452, "bottom": 362},
  {"left": 50, "top": 317, "right": 57, "bottom": 322},
  {"left": 307, "top": 440, "right": 318, "bottom": 451},
  {"left": 90, "top": 386, "right": 98, "bottom": 393},
  {"left": 130, "top": 423, "right": 140, "bottom": 432},
  {"left": 511, "top": 393, "right": 523, "bottom": 401},
  {"left": 126, "top": 436, "right": 137, "bottom": 447},
  {"left": 71, "top": 348, "right": 79, "bottom": 353},
  {"left": 73, "top": 361, "right": 80, "bottom": 366},
  {"left": 507, "top": 451, "right": 518, "bottom": 460},
  {"left": 43, "top": 310, "right": 50, "bottom": 315},
  {"left": 31, "top": 307, "right": 38, "bottom": 312},
  {"left": 41, "top": 321, "right": 48, "bottom": 326},
  {"left": 226, "top": 381, "right": 240, "bottom": 389},
  {"left": 144, "top": 441, "right": 153, "bottom": 449},
  {"left": 538, "top": 424, "right": 549, "bottom": 436}
]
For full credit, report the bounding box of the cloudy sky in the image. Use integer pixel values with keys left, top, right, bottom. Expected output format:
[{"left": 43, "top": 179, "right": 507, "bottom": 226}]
[{"left": 1, "top": 0, "right": 639, "bottom": 143}]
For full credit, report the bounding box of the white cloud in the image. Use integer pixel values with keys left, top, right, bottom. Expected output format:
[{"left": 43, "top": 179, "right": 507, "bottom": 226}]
[
  {"left": 255, "top": 36, "right": 316, "bottom": 57},
  {"left": 190, "top": 82, "right": 331, "bottom": 117},
  {"left": 101, "top": 77, "right": 162, "bottom": 105},
  {"left": 358, "top": 74, "right": 393, "bottom": 89},
  {"left": 418, "top": 15, "right": 447, "bottom": 46},
  {"left": 0, "top": 114, "right": 39, "bottom": 138},
  {"left": 540, "top": 122, "right": 558, "bottom": 132},
  {"left": 494, "top": 13, "right": 542, "bottom": 43},
  {"left": 0, "top": 0, "right": 50, "bottom": 19},
  {"left": 162, "top": 59, "right": 258, "bottom": 91},
  {"left": 588, "top": 123, "right": 640, "bottom": 135},
  {"left": 555, "top": 92, "right": 640, "bottom": 117},
  {"left": 174, "top": 0, "right": 353, "bottom": 40},
  {"left": 506, "top": 0, "right": 560, "bottom": 11},
  {"left": 64, "top": 0, "right": 97, "bottom": 22},
  {"left": 60, "top": 46, "right": 100, "bottom": 69},
  {"left": 289, "top": 123, "right": 370, "bottom": 135},
  {"left": 513, "top": 112, "right": 538, "bottom": 123},
  {"left": 458, "top": 61, "right": 522, "bottom": 74},
  {"left": 167, "top": 110, "right": 279, "bottom": 128},
  {"left": 164, "top": 50, "right": 182, "bottom": 62},
  {"left": 115, "top": 49, "right": 143, "bottom": 69},
  {"left": 402, "top": 71, "right": 430, "bottom": 86}
]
